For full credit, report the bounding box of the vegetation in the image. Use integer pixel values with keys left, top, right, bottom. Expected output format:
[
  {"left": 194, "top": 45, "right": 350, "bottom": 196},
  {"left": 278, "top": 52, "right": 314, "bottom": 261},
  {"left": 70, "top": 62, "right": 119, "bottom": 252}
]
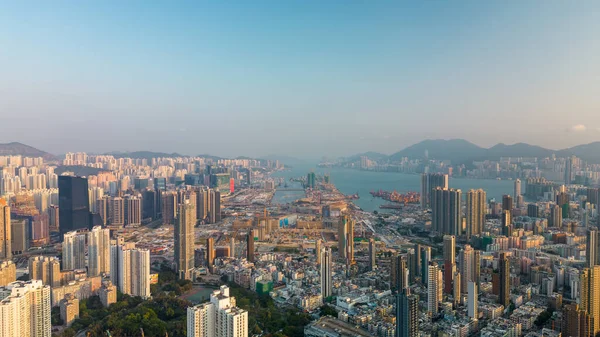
[
  {"left": 228, "top": 284, "right": 311, "bottom": 337},
  {"left": 534, "top": 308, "right": 555, "bottom": 327},
  {"left": 57, "top": 266, "right": 192, "bottom": 337},
  {"left": 319, "top": 305, "right": 338, "bottom": 317}
]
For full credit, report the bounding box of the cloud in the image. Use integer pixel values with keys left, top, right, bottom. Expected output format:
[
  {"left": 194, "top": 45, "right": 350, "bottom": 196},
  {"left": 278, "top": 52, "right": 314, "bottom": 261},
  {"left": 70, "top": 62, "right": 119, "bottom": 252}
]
[{"left": 567, "top": 124, "right": 587, "bottom": 132}]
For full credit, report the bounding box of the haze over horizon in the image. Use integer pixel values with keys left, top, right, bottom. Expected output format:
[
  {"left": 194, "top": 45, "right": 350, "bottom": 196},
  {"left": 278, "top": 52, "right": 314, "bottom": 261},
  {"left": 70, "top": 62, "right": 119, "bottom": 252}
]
[{"left": 1, "top": 1, "right": 599, "bottom": 158}]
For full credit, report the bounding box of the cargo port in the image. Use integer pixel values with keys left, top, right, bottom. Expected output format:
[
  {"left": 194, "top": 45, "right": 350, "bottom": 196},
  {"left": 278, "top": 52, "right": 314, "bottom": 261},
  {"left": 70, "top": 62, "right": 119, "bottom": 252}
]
[{"left": 369, "top": 190, "right": 420, "bottom": 204}]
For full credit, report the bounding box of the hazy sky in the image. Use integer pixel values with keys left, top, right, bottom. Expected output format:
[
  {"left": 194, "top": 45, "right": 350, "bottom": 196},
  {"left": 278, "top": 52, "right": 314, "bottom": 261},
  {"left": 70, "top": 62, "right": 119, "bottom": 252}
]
[{"left": 1, "top": 1, "right": 599, "bottom": 158}]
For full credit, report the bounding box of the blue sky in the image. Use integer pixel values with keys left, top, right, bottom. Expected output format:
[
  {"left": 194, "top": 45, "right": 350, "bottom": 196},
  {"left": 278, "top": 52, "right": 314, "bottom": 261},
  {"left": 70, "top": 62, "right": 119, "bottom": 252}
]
[{"left": 0, "top": 1, "right": 599, "bottom": 158}]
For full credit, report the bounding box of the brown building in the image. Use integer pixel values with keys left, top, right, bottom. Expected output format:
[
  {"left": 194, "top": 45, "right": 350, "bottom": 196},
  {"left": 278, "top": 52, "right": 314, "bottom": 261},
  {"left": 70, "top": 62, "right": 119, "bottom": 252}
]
[
  {"left": 59, "top": 293, "right": 80, "bottom": 327},
  {"left": 562, "top": 303, "right": 590, "bottom": 337}
]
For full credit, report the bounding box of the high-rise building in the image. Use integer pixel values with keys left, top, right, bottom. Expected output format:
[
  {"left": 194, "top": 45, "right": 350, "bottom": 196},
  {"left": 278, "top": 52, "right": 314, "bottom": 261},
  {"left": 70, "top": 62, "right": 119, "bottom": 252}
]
[
  {"left": 550, "top": 204, "right": 563, "bottom": 228},
  {"left": 62, "top": 231, "right": 86, "bottom": 271},
  {"left": 501, "top": 195, "right": 513, "bottom": 212},
  {"left": 338, "top": 216, "right": 354, "bottom": 264},
  {"left": 306, "top": 172, "right": 316, "bottom": 189},
  {"left": 196, "top": 188, "right": 209, "bottom": 222},
  {"left": 246, "top": 232, "right": 254, "bottom": 263},
  {"left": 124, "top": 195, "right": 142, "bottom": 226},
  {"left": 368, "top": 238, "right": 376, "bottom": 271},
  {"left": 498, "top": 253, "right": 510, "bottom": 308},
  {"left": 514, "top": 179, "right": 521, "bottom": 203},
  {"left": 396, "top": 288, "right": 419, "bottom": 337},
  {"left": 501, "top": 210, "right": 512, "bottom": 237},
  {"left": 0, "top": 280, "right": 51, "bottom": 337},
  {"left": 420, "top": 173, "right": 449, "bottom": 209},
  {"left": 98, "top": 281, "right": 117, "bottom": 308},
  {"left": 466, "top": 189, "right": 486, "bottom": 238},
  {"left": 0, "top": 260, "right": 16, "bottom": 287},
  {"left": 453, "top": 271, "right": 461, "bottom": 307},
  {"left": 565, "top": 156, "right": 574, "bottom": 185},
  {"left": 206, "top": 237, "right": 215, "bottom": 270},
  {"left": 412, "top": 244, "right": 421, "bottom": 282},
  {"left": 88, "top": 226, "right": 110, "bottom": 277},
  {"left": 59, "top": 293, "right": 79, "bottom": 327},
  {"left": 431, "top": 188, "right": 462, "bottom": 235},
  {"left": 230, "top": 236, "right": 235, "bottom": 258},
  {"left": 527, "top": 204, "right": 540, "bottom": 218},
  {"left": 391, "top": 254, "right": 407, "bottom": 292},
  {"left": 320, "top": 247, "right": 332, "bottom": 299},
  {"left": 108, "top": 196, "right": 125, "bottom": 227},
  {"left": 562, "top": 303, "right": 591, "bottom": 337},
  {"left": 110, "top": 242, "right": 150, "bottom": 299},
  {"left": 421, "top": 246, "right": 431, "bottom": 283},
  {"left": 581, "top": 266, "right": 600, "bottom": 335},
  {"left": 443, "top": 235, "right": 456, "bottom": 294},
  {"left": 161, "top": 192, "right": 177, "bottom": 225},
  {"left": 142, "top": 189, "right": 157, "bottom": 220},
  {"left": 0, "top": 199, "right": 11, "bottom": 260},
  {"left": 587, "top": 229, "right": 599, "bottom": 269},
  {"left": 209, "top": 190, "right": 221, "bottom": 224},
  {"left": 28, "top": 256, "right": 61, "bottom": 287},
  {"left": 187, "top": 285, "right": 248, "bottom": 337},
  {"left": 468, "top": 281, "right": 478, "bottom": 319},
  {"left": 176, "top": 201, "right": 196, "bottom": 280},
  {"left": 459, "top": 245, "right": 480, "bottom": 293},
  {"left": 96, "top": 196, "right": 109, "bottom": 225},
  {"left": 427, "top": 262, "right": 441, "bottom": 315},
  {"left": 315, "top": 239, "right": 322, "bottom": 265},
  {"left": 58, "top": 176, "right": 91, "bottom": 236}
]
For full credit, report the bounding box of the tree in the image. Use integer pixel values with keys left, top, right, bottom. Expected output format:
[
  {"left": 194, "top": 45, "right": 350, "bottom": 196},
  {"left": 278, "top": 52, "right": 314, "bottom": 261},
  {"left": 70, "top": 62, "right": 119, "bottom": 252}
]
[{"left": 319, "top": 305, "right": 337, "bottom": 317}]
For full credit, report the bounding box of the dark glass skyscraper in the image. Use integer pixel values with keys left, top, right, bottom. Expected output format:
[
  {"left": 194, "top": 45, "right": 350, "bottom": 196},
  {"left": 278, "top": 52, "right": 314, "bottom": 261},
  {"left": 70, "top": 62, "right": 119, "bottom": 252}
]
[{"left": 59, "top": 176, "right": 91, "bottom": 236}]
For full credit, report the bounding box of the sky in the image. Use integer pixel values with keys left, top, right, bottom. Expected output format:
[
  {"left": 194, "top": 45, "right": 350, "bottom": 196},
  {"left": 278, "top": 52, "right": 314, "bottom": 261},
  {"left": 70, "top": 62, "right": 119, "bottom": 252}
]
[{"left": 0, "top": 1, "right": 599, "bottom": 159}]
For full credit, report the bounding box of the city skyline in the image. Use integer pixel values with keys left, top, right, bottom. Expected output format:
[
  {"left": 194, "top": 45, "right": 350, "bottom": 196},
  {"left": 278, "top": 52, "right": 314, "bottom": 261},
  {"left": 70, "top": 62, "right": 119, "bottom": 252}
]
[{"left": 1, "top": 2, "right": 599, "bottom": 157}]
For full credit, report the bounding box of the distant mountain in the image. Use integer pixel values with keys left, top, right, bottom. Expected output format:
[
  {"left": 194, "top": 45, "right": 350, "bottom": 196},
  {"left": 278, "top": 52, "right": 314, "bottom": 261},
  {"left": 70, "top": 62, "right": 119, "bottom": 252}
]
[
  {"left": 485, "top": 143, "right": 554, "bottom": 160},
  {"left": 106, "top": 151, "right": 186, "bottom": 160},
  {"left": 0, "top": 142, "right": 56, "bottom": 160},
  {"left": 389, "top": 139, "right": 486, "bottom": 162},
  {"left": 562, "top": 142, "right": 600, "bottom": 163},
  {"left": 346, "top": 139, "right": 600, "bottom": 164}
]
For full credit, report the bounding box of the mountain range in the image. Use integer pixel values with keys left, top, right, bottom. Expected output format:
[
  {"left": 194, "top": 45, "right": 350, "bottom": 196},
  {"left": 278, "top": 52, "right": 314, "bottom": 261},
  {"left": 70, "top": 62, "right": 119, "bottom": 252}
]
[
  {"left": 0, "top": 142, "right": 56, "bottom": 160},
  {"left": 357, "top": 139, "right": 600, "bottom": 164}
]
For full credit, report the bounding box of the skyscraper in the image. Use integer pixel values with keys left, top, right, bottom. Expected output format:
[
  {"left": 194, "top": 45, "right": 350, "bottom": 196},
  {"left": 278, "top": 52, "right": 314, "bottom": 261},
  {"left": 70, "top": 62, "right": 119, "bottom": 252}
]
[
  {"left": 207, "top": 237, "right": 215, "bottom": 270},
  {"left": 501, "top": 210, "right": 512, "bottom": 237},
  {"left": 498, "top": 252, "right": 510, "bottom": 308},
  {"left": 161, "top": 192, "right": 177, "bottom": 225},
  {"left": 501, "top": 195, "right": 513, "bottom": 212},
  {"left": 320, "top": 247, "right": 332, "bottom": 299},
  {"left": 427, "top": 262, "right": 441, "bottom": 315},
  {"left": 368, "top": 238, "right": 376, "bottom": 271},
  {"left": 396, "top": 288, "right": 419, "bottom": 337},
  {"left": 420, "top": 173, "right": 449, "bottom": 209},
  {"left": 459, "top": 245, "right": 480, "bottom": 293},
  {"left": 246, "top": 232, "right": 254, "bottom": 263},
  {"left": 315, "top": 239, "right": 322, "bottom": 266},
  {"left": 58, "top": 175, "right": 91, "bottom": 236},
  {"left": 550, "top": 204, "right": 563, "bottom": 228},
  {"left": 421, "top": 246, "right": 431, "bottom": 283},
  {"left": 0, "top": 199, "right": 11, "bottom": 260},
  {"left": 338, "top": 216, "right": 354, "bottom": 264},
  {"left": 62, "top": 231, "right": 86, "bottom": 270},
  {"left": 581, "top": 266, "right": 600, "bottom": 336},
  {"left": 527, "top": 204, "right": 540, "bottom": 218},
  {"left": 466, "top": 189, "right": 486, "bottom": 238},
  {"left": 88, "top": 226, "right": 110, "bottom": 277},
  {"left": 565, "top": 156, "right": 574, "bottom": 185},
  {"left": 175, "top": 201, "right": 196, "bottom": 280},
  {"left": 0, "top": 280, "right": 51, "bottom": 337},
  {"left": 562, "top": 303, "right": 591, "bottom": 337},
  {"left": 187, "top": 286, "right": 248, "bottom": 337},
  {"left": 230, "top": 236, "right": 236, "bottom": 258},
  {"left": 391, "top": 254, "right": 407, "bottom": 292},
  {"left": 110, "top": 241, "right": 150, "bottom": 299},
  {"left": 109, "top": 196, "right": 125, "bottom": 227},
  {"left": 209, "top": 189, "right": 221, "bottom": 224},
  {"left": 514, "top": 179, "right": 523, "bottom": 208},
  {"left": 124, "top": 195, "right": 142, "bottom": 226},
  {"left": 586, "top": 229, "right": 598, "bottom": 269},
  {"left": 443, "top": 235, "right": 456, "bottom": 294},
  {"left": 468, "top": 281, "right": 478, "bottom": 319},
  {"left": 431, "top": 188, "right": 462, "bottom": 235}
]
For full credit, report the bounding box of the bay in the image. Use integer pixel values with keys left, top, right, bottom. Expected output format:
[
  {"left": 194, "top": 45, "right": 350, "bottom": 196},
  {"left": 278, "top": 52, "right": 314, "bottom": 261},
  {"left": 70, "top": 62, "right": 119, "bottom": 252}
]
[{"left": 272, "top": 163, "right": 515, "bottom": 212}]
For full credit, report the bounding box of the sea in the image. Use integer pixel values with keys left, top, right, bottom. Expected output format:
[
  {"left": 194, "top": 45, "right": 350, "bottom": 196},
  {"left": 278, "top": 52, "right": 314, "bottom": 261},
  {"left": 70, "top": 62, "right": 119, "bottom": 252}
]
[{"left": 271, "top": 163, "right": 515, "bottom": 212}]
